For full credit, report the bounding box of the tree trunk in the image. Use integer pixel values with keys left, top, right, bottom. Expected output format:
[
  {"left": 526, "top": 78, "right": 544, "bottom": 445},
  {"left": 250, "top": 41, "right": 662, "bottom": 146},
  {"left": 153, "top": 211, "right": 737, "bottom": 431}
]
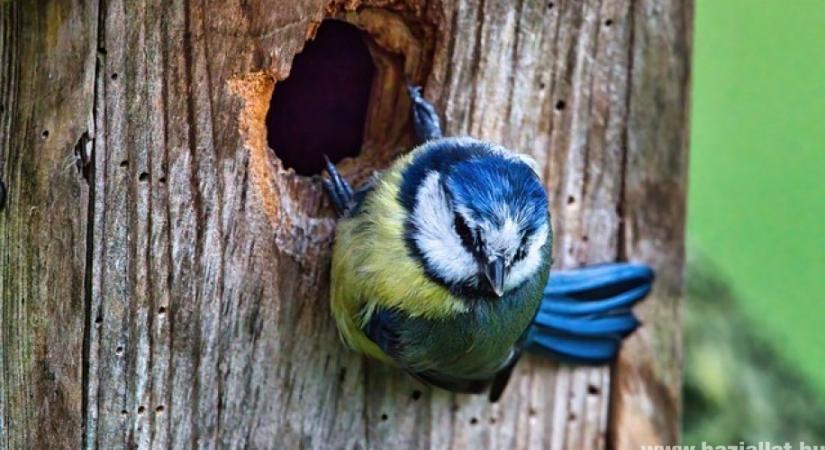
[{"left": 0, "top": 1, "right": 691, "bottom": 449}]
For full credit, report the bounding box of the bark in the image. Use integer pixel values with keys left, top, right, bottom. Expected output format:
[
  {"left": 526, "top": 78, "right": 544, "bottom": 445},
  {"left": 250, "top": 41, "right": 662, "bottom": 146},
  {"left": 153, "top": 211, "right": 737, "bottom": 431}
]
[{"left": 0, "top": 0, "right": 691, "bottom": 449}]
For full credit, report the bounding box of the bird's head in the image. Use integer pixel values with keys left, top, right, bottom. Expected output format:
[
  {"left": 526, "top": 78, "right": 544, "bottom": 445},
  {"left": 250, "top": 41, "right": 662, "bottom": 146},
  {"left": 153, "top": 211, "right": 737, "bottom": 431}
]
[{"left": 402, "top": 138, "right": 552, "bottom": 298}]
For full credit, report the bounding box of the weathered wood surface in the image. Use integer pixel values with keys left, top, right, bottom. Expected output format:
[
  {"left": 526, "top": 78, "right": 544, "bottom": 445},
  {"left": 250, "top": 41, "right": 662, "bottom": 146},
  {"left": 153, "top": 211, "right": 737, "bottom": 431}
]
[{"left": 0, "top": 0, "right": 691, "bottom": 449}]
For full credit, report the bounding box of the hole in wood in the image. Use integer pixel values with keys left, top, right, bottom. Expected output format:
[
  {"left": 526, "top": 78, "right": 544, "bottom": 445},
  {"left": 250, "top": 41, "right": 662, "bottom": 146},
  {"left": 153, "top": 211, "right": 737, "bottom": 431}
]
[
  {"left": 380, "top": 413, "right": 388, "bottom": 421},
  {"left": 155, "top": 405, "right": 165, "bottom": 413},
  {"left": 587, "top": 384, "right": 600, "bottom": 395},
  {"left": 604, "top": 19, "right": 613, "bottom": 26},
  {"left": 115, "top": 346, "right": 124, "bottom": 355},
  {"left": 266, "top": 20, "right": 375, "bottom": 176},
  {"left": 111, "top": 73, "right": 118, "bottom": 80},
  {"left": 469, "top": 417, "right": 479, "bottom": 425},
  {"left": 41, "top": 130, "right": 49, "bottom": 139},
  {"left": 137, "top": 405, "right": 145, "bottom": 414},
  {"left": 411, "top": 390, "right": 422, "bottom": 401},
  {"left": 120, "top": 160, "right": 129, "bottom": 168},
  {"left": 555, "top": 100, "right": 566, "bottom": 111},
  {"left": 547, "top": 2, "right": 554, "bottom": 9},
  {"left": 567, "top": 195, "right": 575, "bottom": 204},
  {"left": 158, "top": 306, "right": 167, "bottom": 315},
  {"left": 139, "top": 172, "right": 149, "bottom": 182}
]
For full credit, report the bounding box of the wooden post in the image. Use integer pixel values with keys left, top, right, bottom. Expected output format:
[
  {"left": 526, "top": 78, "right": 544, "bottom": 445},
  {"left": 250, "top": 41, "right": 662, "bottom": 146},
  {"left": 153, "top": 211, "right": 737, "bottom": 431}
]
[{"left": 0, "top": 1, "right": 691, "bottom": 449}]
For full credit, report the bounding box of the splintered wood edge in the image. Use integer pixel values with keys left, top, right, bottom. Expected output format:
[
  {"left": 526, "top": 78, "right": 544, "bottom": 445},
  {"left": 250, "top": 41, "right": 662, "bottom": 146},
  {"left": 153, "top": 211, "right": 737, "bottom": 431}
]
[{"left": 227, "top": 72, "right": 280, "bottom": 228}]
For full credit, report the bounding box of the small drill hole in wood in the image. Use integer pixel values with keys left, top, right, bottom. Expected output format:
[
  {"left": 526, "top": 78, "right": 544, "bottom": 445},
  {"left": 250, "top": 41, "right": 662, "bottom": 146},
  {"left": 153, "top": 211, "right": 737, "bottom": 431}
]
[
  {"left": 605, "top": 19, "right": 614, "bottom": 26},
  {"left": 138, "top": 172, "right": 149, "bottom": 181},
  {"left": 41, "top": 130, "right": 49, "bottom": 139},
  {"left": 547, "top": 2, "right": 554, "bottom": 9},
  {"left": 555, "top": 100, "right": 566, "bottom": 111},
  {"left": 95, "top": 316, "right": 102, "bottom": 324},
  {"left": 158, "top": 175, "right": 167, "bottom": 183},
  {"left": 155, "top": 405, "right": 165, "bottom": 413},
  {"left": 411, "top": 390, "right": 422, "bottom": 401},
  {"left": 567, "top": 195, "right": 575, "bottom": 204},
  {"left": 158, "top": 306, "right": 167, "bottom": 315},
  {"left": 137, "top": 406, "right": 145, "bottom": 414},
  {"left": 587, "top": 384, "right": 601, "bottom": 395},
  {"left": 120, "top": 160, "right": 129, "bottom": 168},
  {"left": 266, "top": 20, "right": 375, "bottom": 176},
  {"left": 469, "top": 417, "right": 479, "bottom": 425},
  {"left": 380, "top": 413, "right": 388, "bottom": 421},
  {"left": 111, "top": 73, "right": 118, "bottom": 80}
]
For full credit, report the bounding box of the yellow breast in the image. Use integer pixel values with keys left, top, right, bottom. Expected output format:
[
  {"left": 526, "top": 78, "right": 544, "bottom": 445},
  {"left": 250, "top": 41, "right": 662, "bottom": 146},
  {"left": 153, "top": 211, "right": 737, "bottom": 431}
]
[{"left": 329, "top": 151, "right": 467, "bottom": 362}]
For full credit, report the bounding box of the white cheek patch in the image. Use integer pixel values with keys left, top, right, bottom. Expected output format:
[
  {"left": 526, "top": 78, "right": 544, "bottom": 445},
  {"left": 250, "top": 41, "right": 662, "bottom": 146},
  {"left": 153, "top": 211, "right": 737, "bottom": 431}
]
[
  {"left": 505, "top": 223, "right": 549, "bottom": 291},
  {"left": 411, "top": 172, "right": 478, "bottom": 284}
]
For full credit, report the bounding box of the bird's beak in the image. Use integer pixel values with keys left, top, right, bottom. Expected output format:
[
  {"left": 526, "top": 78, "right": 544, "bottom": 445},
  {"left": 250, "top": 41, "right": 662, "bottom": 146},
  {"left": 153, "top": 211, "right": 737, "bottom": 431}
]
[{"left": 484, "top": 258, "right": 506, "bottom": 297}]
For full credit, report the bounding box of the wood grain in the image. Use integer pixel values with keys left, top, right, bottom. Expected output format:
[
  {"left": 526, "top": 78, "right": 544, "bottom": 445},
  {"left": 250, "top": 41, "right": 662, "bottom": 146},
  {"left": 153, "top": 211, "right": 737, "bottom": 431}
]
[{"left": 0, "top": 0, "right": 691, "bottom": 448}]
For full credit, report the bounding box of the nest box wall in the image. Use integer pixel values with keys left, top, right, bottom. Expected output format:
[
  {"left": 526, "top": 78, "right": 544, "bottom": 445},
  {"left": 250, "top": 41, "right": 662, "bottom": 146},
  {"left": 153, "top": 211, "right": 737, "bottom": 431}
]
[{"left": 0, "top": 1, "right": 691, "bottom": 450}]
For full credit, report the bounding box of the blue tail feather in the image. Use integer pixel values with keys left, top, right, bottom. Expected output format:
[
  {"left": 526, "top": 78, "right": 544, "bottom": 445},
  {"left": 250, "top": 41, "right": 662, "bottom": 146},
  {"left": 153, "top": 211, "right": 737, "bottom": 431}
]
[
  {"left": 539, "top": 283, "right": 651, "bottom": 316},
  {"left": 544, "top": 263, "right": 653, "bottom": 297},
  {"left": 532, "top": 311, "right": 640, "bottom": 337},
  {"left": 524, "top": 262, "right": 654, "bottom": 365},
  {"left": 526, "top": 330, "right": 621, "bottom": 363}
]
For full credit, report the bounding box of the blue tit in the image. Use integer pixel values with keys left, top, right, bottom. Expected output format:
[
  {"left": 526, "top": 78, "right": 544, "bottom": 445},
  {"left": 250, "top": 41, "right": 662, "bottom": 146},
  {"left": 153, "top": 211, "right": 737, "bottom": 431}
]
[{"left": 323, "top": 85, "right": 654, "bottom": 401}]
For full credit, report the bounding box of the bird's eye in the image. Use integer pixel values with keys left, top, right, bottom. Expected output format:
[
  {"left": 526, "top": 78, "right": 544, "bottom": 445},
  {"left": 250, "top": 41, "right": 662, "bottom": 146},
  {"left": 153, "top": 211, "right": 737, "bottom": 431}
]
[
  {"left": 453, "top": 214, "right": 475, "bottom": 250},
  {"left": 512, "top": 234, "right": 530, "bottom": 264}
]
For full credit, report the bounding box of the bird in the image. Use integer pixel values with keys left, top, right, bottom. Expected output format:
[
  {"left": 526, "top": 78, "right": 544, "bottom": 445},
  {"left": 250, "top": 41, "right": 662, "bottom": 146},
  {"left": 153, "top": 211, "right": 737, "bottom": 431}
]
[{"left": 323, "top": 85, "right": 654, "bottom": 402}]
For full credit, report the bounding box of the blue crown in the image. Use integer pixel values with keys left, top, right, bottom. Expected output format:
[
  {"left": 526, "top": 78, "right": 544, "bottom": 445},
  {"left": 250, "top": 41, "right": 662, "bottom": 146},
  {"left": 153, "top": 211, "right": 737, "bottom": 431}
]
[{"left": 399, "top": 137, "right": 547, "bottom": 234}]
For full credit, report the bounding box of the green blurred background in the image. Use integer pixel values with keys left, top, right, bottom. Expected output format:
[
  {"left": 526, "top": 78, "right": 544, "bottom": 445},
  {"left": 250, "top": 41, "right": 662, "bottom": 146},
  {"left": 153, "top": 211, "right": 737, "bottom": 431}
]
[{"left": 685, "top": 0, "right": 825, "bottom": 443}]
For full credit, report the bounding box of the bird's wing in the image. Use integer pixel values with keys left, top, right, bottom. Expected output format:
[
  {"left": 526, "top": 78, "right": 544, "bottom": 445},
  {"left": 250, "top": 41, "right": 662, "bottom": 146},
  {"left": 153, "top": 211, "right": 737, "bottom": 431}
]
[{"left": 523, "top": 263, "right": 654, "bottom": 364}]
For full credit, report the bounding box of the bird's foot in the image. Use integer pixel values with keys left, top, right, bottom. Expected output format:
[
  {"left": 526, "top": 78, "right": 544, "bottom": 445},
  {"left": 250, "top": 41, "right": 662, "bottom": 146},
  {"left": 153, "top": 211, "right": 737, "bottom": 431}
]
[
  {"left": 407, "top": 85, "right": 443, "bottom": 144},
  {"left": 322, "top": 156, "right": 356, "bottom": 217}
]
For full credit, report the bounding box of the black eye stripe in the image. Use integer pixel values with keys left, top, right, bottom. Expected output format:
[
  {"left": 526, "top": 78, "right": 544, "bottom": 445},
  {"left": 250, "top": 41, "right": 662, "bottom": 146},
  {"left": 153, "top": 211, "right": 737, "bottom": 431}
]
[
  {"left": 512, "top": 233, "right": 530, "bottom": 263},
  {"left": 453, "top": 214, "right": 476, "bottom": 252}
]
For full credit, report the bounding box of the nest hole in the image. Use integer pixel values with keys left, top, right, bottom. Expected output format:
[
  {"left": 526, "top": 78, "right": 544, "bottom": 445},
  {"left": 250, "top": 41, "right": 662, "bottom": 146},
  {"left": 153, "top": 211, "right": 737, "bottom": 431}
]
[{"left": 266, "top": 20, "right": 375, "bottom": 176}]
